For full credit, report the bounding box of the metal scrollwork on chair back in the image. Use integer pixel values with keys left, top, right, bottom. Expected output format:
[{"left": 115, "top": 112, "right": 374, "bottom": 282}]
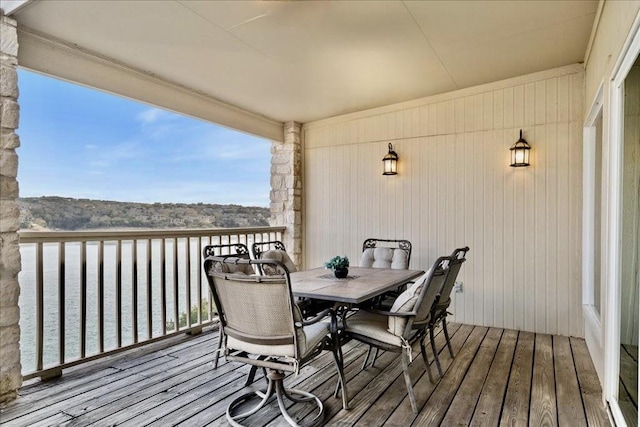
[{"left": 203, "top": 243, "right": 250, "bottom": 258}]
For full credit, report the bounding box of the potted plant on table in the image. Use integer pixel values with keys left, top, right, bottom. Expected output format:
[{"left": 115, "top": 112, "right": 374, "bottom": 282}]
[{"left": 325, "top": 255, "right": 350, "bottom": 278}]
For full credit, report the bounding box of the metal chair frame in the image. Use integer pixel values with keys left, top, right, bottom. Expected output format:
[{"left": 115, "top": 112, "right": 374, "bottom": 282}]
[
  {"left": 204, "top": 256, "right": 349, "bottom": 426},
  {"left": 345, "top": 256, "right": 451, "bottom": 413},
  {"left": 201, "top": 243, "right": 251, "bottom": 369},
  {"left": 427, "top": 246, "right": 469, "bottom": 377}
]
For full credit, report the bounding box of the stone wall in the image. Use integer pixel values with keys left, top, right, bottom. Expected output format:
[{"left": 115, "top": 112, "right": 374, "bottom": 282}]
[
  {"left": 270, "top": 122, "right": 302, "bottom": 267},
  {"left": 0, "top": 13, "right": 22, "bottom": 403}
]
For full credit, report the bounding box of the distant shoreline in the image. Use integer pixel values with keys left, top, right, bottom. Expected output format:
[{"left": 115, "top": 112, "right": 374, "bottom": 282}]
[{"left": 18, "top": 196, "right": 270, "bottom": 231}]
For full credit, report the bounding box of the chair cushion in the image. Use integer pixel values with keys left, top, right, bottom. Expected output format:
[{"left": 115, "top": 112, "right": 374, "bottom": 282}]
[
  {"left": 388, "top": 270, "right": 430, "bottom": 336},
  {"left": 359, "top": 247, "right": 409, "bottom": 269},
  {"left": 260, "top": 249, "right": 297, "bottom": 275},
  {"left": 208, "top": 257, "right": 255, "bottom": 275},
  {"left": 345, "top": 311, "right": 403, "bottom": 347}
]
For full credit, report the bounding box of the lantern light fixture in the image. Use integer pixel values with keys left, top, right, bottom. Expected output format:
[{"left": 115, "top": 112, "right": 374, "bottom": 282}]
[
  {"left": 382, "top": 143, "right": 398, "bottom": 175},
  {"left": 510, "top": 129, "right": 531, "bottom": 167}
]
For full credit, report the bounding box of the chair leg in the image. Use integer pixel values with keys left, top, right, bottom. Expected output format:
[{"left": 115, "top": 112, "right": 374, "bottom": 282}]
[
  {"left": 214, "top": 326, "right": 223, "bottom": 369},
  {"left": 429, "top": 325, "right": 443, "bottom": 377},
  {"left": 330, "top": 340, "right": 350, "bottom": 410},
  {"left": 228, "top": 369, "right": 325, "bottom": 427},
  {"left": 401, "top": 351, "right": 418, "bottom": 413},
  {"left": 371, "top": 348, "right": 379, "bottom": 367},
  {"left": 418, "top": 333, "right": 435, "bottom": 383},
  {"left": 442, "top": 317, "right": 454, "bottom": 358},
  {"left": 362, "top": 346, "right": 373, "bottom": 370},
  {"left": 245, "top": 355, "right": 268, "bottom": 386}
]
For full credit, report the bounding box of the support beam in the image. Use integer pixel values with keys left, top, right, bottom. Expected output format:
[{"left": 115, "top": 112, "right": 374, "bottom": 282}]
[
  {"left": 16, "top": 26, "right": 284, "bottom": 142},
  {"left": 0, "top": 11, "right": 23, "bottom": 403},
  {"left": 270, "top": 122, "right": 303, "bottom": 267}
]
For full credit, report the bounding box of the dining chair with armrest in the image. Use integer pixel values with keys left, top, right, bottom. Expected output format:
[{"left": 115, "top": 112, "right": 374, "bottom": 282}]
[
  {"left": 251, "top": 240, "right": 297, "bottom": 275},
  {"left": 359, "top": 238, "right": 412, "bottom": 270},
  {"left": 202, "top": 243, "right": 255, "bottom": 369},
  {"left": 253, "top": 240, "right": 333, "bottom": 318},
  {"left": 427, "top": 246, "right": 469, "bottom": 376},
  {"left": 358, "top": 238, "right": 413, "bottom": 364},
  {"left": 204, "top": 256, "right": 349, "bottom": 427},
  {"left": 343, "top": 256, "right": 451, "bottom": 413}
]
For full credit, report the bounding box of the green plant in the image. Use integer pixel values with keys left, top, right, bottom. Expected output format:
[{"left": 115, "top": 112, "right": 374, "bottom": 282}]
[{"left": 324, "top": 255, "right": 349, "bottom": 270}]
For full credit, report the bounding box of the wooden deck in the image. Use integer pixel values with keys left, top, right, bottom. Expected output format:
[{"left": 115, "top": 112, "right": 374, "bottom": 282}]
[{"left": 0, "top": 323, "right": 611, "bottom": 426}]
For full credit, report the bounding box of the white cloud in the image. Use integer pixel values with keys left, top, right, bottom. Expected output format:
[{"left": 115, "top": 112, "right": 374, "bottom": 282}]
[{"left": 137, "top": 108, "right": 166, "bottom": 124}]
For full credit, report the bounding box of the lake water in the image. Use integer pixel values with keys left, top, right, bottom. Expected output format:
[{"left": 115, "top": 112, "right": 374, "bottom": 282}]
[{"left": 18, "top": 239, "right": 210, "bottom": 374}]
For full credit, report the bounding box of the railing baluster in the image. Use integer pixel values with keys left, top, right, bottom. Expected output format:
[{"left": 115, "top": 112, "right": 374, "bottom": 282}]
[
  {"left": 132, "top": 239, "right": 138, "bottom": 344},
  {"left": 35, "top": 242, "right": 44, "bottom": 371},
  {"left": 185, "top": 238, "right": 191, "bottom": 328},
  {"left": 80, "top": 242, "right": 87, "bottom": 359},
  {"left": 147, "top": 238, "right": 152, "bottom": 340},
  {"left": 197, "top": 236, "right": 202, "bottom": 324},
  {"left": 18, "top": 226, "right": 285, "bottom": 380},
  {"left": 116, "top": 240, "right": 122, "bottom": 348},
  {"left": 58, "top": 242, "right": 65, "bottom": 365},
  {"left": 173, "top": 237, "right": 179, "bottom": 331},
  {"left": 98, "top": 241, "right": 104, "bottom": 353},
  {"left": 161, "top": 238, "right": 167, "bottom": 335}
]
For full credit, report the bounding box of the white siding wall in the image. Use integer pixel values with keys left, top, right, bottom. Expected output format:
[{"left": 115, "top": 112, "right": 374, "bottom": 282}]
[{"left": 303, "top": 65, "right": 584, "bottom": 337}]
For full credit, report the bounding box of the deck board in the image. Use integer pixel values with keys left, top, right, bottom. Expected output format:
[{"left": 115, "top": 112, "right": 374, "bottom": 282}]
[
  {"left": 469, "top": 328, "right": 518, "bottom": 426},
  {"left": 0, "top": 324, "right": 610, "bottom": 427},
  {"left": 529, "top": 334, "right": 557, "bottom": 426},
  {"left": 554, "top": 336, "right": 587, "bottom": 426},
  {"left": 500, "top": 331, "right": 535, "bottom": 426}
]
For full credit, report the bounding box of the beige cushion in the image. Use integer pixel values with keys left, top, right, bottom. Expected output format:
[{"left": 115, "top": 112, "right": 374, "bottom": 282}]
[
  {"left": 359, "top": 247, "right": 409, "bottom": 269},
  {"left": 260, "top": 249, "right": 297, "bottom": 275},
  {"left": 208, "top": 256, "right": 255, "bottom": 276},
  {"left": 387, "top": 270, "right": 430, "bottom": 336},
  {"left": 345, "top": 311, "right": 403, "bottom": 347}
]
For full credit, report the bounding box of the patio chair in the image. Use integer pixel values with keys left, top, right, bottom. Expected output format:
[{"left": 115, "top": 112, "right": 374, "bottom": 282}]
[
  {"left": 253, "top": 240, "right": 333, "bottom": 318},
  {"left": 358, "top": 238, "right": 413, "bottom": 363},
  {"left": 251, "top": 240, "right": 297, "bottom": 275},
  {"left": 359, "top": 238, "right": 412, "bottom": 269},
  {"left": 204, "top": 256, "right": 349, "bottom": 427},
  {"left": 343, "top": 256, "right": 451, "bottom": 413},
  {"left": 427, "top": 246, "right": 469, "bottom": 377},
  {"left": 202, "top": 243, "right": 255, "bottom": 369}
]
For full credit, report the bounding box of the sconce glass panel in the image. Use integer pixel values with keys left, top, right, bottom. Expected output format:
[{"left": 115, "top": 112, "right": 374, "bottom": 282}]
[
  {"left": 383, "top": 143, "right": 398, "bottom": 175},
  {"left": 510, "top": 130, "right": 531, "bottom": 167}
]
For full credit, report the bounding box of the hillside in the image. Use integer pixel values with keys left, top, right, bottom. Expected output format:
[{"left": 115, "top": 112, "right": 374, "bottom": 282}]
[{"left": 18, "top": 196, "right": 270, "bottom": 231}]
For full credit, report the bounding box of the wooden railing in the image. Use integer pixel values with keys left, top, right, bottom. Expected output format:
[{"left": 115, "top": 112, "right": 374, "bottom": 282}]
[{"left": 18, "top": 226, "right": 285, "bottom": 380}]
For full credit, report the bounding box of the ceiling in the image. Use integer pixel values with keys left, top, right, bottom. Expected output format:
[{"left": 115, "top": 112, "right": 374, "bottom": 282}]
[{"left": 6, "top": 0, "right": 599, "bottom": 124}]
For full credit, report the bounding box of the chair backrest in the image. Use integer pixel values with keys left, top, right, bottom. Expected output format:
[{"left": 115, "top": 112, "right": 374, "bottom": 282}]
[
  {"left": 436, "top": 246, "right": 469, "bottom": 308},
  {"left": 251, "top": 241, "right": 297, "bottom": 275},
  {"left": 202, "top": 243, "right": 255, "bottom": 275},
  {"left": 204, "top": 256, "right": 302, "bottom": 361},
  {"left": 359, "top": 238, "right": 412, "bottom": 269},
  {"left": 388, "top": 256, "right": 450, "bottom": 337}
]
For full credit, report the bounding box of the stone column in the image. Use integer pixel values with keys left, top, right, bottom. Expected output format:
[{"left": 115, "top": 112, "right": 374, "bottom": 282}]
[
  {"left": 0, "top": 13, "right": 22, "bottom": 403},
  {"left": 270, "top": 122, "right": 302, "bottom": 268}
]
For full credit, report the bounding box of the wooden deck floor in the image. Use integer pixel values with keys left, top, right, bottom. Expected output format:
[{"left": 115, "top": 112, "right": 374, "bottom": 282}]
[{"left": 0, "top": 323, "right": 611, "bottom": 426}]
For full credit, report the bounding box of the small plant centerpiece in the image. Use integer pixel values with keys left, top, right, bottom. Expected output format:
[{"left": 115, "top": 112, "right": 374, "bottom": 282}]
[{"left": 325, "top": 255, "right": 350, "bottom": 278}]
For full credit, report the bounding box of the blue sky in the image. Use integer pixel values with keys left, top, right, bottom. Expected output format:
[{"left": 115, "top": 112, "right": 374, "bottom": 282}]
[{"left": 16, "top": 70, "right": 271, "bottom": 207}]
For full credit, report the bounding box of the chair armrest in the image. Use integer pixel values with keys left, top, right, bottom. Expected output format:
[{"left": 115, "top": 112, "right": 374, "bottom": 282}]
[
  {"left": 300, "top": 308, "right": 333, "bottom": 326},
  {"left": 362, "top": 308, "right": 416, "bottom": 317}
]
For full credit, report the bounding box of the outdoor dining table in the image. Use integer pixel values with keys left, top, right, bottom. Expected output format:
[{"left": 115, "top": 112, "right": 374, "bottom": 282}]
[
  {"left": 289, "top": 265, "right": 426, "bottom": 402},
  {"left": 289, "top": 266, "right": 425, "bottom": 305}
]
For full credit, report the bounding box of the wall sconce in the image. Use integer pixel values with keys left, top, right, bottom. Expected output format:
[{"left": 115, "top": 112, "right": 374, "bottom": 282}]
[
  {"left": 510, "top": 129, "right": 531, "bottom": 167},
  {"left": 382, "top": 143, "right": 398, "bottom": 175}
]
